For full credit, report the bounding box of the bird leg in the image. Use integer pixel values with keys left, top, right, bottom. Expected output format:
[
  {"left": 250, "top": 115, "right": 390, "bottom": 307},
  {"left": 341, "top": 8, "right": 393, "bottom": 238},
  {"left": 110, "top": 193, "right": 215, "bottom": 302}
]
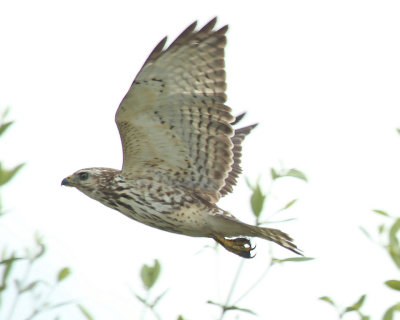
[{"left": 213, "top": 234, "right": 255, "bottom": 258}]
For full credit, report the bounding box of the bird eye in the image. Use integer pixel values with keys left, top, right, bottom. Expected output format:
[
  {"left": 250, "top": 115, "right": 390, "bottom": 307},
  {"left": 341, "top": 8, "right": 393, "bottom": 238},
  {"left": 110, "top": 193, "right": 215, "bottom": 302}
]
[{"left": 78, "top": 172, "right": 89, "bottom": 181}]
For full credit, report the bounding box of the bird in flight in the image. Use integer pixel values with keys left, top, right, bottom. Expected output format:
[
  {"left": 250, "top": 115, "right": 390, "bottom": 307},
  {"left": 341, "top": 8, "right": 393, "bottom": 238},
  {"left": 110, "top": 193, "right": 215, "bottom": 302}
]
[{"left": 61, "top": 18, "right": 301, "bottom": 258}]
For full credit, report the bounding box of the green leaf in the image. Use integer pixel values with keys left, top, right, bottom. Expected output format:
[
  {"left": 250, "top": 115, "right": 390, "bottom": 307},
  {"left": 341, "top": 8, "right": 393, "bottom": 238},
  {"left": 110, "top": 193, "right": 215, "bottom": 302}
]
[
  {"left": 177, "top": 316, "right": 185, "bottom": 320},
  {"left": 245, "top": 177, "right": 254, "bottom": 191},
  {"left": 57, "top": 267, "right": 71, "bottom": 282},
  {"left": 385, "top": 280, "right": 400, "bottom": 291},
  {"left": 388, "top": 218, "right": 400, "bottom": 268},
  {"left": 270, "top": 168, "right": 280, "bottom": 180},
  {"left": 319, "top": 296, "right": 336, "bottom": 306},
  {"left": 78, "top": 304, "right": 95, "bottom": 320},
  {"left": 343, "top": 294, "right": 366, "bottom": 313},
  {"left": 33, "top": 233, "right": 46, "bottom": 260},
  {"left": 272, "top": 257, "right": 314, "bottom": 264},
  {"left": 383, "top": 303, "right": 400, "bottom": 320},
  {"left": 354, "top": 294, "right": 367, "bottom": 309},
  {"left": 0, "top": 253, "right": 18, "bottom": 291},
  {"left": 286, "top": 169, "right": 308, "bottom": 182},
  {"left": 0, "top": 121, "right": 13, "bottom": 137},
  {"left": 207, "top": 300, "right": 222, "bottom": 307},
  {"left": 396, "top": 128, "right": 400, "bottom": 135},
  {"left": 250, "top": 184, "right": 265, "bottom": 218},
  {"left": 1, "top": 108, "right": 10, "bottom": 119},
  {"left": 224, "top": 305, "right": 256, "bottom": 315},
  {"left": 270, "top": 168, "right": 307, "bottom": 182},
  {"left": 0, "top": 256, "right": 24, "bottom": 265},
  {"left": 140, "top": 259, "right": 161, "bottom": 290},
  {"left": 152, "top": 289, "right": 168, "bottom": 307},
  {"left": 207, "top": 300, "right": 256, "bottom": 315},
  {"left": 0, "top": 163, "right": 24, "bottom": 186},
  {"left": 359, "top": 226, "right": 373, "bottom": 241},
  {"left": 280, "top": 199, "right": 297, "bottom": 211},
  {"left": 19, "top": 280, "right": 41, "bottom": 293},
  {"left": 372, "top": 209, "right": 390, "bottom": 217}
]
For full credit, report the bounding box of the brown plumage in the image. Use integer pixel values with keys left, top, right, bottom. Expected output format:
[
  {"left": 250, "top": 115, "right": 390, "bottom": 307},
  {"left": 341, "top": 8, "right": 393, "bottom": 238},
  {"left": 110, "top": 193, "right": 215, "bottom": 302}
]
[{"left": 61, "top": 18, "right": 301, "bottom": 258}]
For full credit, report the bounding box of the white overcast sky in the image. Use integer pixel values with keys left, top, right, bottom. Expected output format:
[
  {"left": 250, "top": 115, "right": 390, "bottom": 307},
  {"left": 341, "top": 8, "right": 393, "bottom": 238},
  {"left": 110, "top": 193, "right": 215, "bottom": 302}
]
[{"left": 1, "top": 0, "right": 400, "bottom": 319}]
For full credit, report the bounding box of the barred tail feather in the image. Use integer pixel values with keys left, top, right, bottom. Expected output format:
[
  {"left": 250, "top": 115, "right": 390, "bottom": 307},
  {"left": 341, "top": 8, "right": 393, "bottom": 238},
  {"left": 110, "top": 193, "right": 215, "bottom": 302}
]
[{"left": 249, "top": 225, "right": 302, "bottom": 255}]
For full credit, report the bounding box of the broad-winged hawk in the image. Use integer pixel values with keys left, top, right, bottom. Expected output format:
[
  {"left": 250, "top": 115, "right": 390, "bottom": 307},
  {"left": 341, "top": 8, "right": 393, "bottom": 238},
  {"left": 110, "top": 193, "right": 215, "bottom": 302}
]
[{"left": 61, "top": 18, "right": 301, "bottom": 258}]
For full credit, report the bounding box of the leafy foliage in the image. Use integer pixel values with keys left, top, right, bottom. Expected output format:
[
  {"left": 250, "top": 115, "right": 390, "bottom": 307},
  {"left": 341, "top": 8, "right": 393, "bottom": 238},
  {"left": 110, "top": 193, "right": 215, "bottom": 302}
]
[
  {"left": 0, "top": 108, "right": 93, "bottom": 319},
  {"left": 272, "top": 257, "right": 314, "bottom": 264},
  {"left": 271, "top": 167, "right": 308, "bottom": 182},
  {"left": 133, "top": 259, "right": 167, "bottom": 320},
  {"left": 0, "top": 233, "right": 77, "bottom": 319},
  {"left": 250, "top": 183, "right": 265, "bottom": 218},
  {"left": 246, "top": 166, "right": 307, "bottom": 226},
  {"left": 385, "top": 280, "right": 400, "bottom": 291},
  {"left": 0, "top": 163, "right": 24, "bottom": 187},
  {"left": 78, "top": 304, "right": 95, "bottom": 320},
  {"left": 319, "top": 296, "right": 336, "bottom": 306},
  {"left": 0, "top": 108, "right": 12, "bottom": 137},
  {"left": 0, "top": 109, "right": 24, "bottom": 215},
  {"left": 141, "top": 259, "right": 161, "bottom": 290},
  {"left": 319, "top": 294, "right": 369, "bottom": 319},
  {"left": 373, "top": 209, "right": 390, "bottom": 217},
  {"left": 57, "top": 267, "right": 72, "bottom": 283},
  {"left": 280, "top": 198, "right": 298, "bottom": 211},
  {"left": 207, "top": 300, "right": 257, "bottom": 316},
  {"left": 383, "top": 303, "right": 400, "bottom": 320},
  {"left": 321, "top": 209, "right": 400, "bottom": 319},
  {"left": 388, "top": 218, "right": 400, "bottom": 269}
]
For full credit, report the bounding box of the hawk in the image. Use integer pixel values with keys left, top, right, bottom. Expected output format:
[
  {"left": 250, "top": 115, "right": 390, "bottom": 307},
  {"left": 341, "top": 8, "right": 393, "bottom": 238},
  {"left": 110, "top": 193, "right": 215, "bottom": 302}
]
[{"left": 61, "top": 18, "right": 301, "bottom": 258}]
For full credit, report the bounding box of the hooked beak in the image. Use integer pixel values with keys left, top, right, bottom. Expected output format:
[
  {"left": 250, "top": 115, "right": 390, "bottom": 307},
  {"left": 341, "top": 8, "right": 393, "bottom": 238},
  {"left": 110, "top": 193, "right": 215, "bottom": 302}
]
[{"left": 61, "top": 176, "right": 73, "bottom": 187}]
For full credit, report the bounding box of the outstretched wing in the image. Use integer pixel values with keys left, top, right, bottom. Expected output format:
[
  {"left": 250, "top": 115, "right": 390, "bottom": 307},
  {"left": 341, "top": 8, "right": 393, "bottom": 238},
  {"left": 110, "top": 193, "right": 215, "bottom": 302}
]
[{"left": 116, "top": 18, "right": 252, "bottom": 202}]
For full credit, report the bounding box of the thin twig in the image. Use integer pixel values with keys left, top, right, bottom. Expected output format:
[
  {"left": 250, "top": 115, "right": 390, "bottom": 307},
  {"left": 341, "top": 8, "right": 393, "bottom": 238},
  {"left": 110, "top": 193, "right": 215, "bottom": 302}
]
[
  {"left": 25, "top": 300, "right": 76, "bottom": 320},
  {"left": 7, "top": 257, "right": 33, "bottom": 320},
  {"left": 218, "top": 259, "right": 245, "bottom": 320},
  {"left": 233, "top": 261, "right": 272, "bottom": 306},
  {"left": 225, "top": 260, "right": 245, "bottom": 305},
  {"left": 150, "top": 307, "right": 162, "bottom": 320},
  {"left": 140, "top": 291, "right": 151, "bottom": 320}
]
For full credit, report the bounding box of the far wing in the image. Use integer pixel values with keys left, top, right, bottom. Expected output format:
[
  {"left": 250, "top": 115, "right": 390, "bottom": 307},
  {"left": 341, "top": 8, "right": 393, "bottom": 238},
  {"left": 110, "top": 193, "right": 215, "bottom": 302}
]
[{"left": 116, "top": 18, "right": 238, "bottom": 202}]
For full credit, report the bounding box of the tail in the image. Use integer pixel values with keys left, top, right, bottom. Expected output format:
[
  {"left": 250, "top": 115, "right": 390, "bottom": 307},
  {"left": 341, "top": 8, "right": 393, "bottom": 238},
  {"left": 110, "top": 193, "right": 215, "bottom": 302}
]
[{"left": 248, "top": 225, "right": 302, "bottom": 255}]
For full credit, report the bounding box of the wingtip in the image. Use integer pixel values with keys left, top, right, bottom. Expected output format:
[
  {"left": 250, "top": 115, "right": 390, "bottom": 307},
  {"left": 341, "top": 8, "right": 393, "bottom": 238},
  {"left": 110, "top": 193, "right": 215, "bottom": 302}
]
[
  {"left": 201, "top": 17, "right": 218, "bottom": 32},
  {"left": 231, "top": 112, "right": 246, "bottom": 125},
  {"left": 231, "top": 114, "right": 258, "bottom": 132},
  {"left": 201, "top": 17, "right": 228, "bottom": 34},
  {"left": 186, "top": 20, "right": 198, "bottom": 33},
  {"left": 141, "top": 36, "right": 168, "bottom": 67},
  {"left": 248, "top": 123, "right": 259, "bottom": 131}
]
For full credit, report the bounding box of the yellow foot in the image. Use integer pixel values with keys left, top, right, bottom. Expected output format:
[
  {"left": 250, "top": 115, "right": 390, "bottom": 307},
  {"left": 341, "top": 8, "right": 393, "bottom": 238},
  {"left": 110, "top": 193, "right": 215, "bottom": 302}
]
[{"left": 213, "top": 234, "right": 255, "bottom": 258}]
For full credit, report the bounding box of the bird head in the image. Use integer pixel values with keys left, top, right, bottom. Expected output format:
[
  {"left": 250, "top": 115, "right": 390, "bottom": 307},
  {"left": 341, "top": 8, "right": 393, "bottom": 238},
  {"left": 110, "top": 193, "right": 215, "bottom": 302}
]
[
  {"left": 61, "top": 169, "right": 95, "bottom": 188},
  {"left": 61, "top": 167, "right": 119, "bottom": 196}
]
